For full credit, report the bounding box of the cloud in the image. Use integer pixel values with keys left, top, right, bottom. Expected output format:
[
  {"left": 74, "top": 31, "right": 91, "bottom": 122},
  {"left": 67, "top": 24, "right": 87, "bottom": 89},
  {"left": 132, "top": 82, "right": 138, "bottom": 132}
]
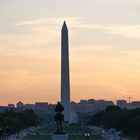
[
  {"left": 71, "top": 23, "right": 140, "bottom": 39},
  {"left": 0, "top": 34, "right": 50, "bottom": 48},
  {"left": 94, "top": 24, "right": 140, "bottom": 39},
  {"left": 14, "top": 17, "right": 80, "bottom": 26},
  {"left": 129, "top": 0, "right": 140, "bottom": 3},
  {"left": 14, "top": 17, "right": 140, "bottom": 39},
  {"left": 9, "top": 17, "right": 81, "bottom": 48},
  {"left": 89, "top": 0, "right": 140, "bottom": 4}
]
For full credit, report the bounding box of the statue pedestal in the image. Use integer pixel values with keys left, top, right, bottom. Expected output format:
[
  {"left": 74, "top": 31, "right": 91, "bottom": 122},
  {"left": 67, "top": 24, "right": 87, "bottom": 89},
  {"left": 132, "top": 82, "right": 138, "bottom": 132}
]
[{"left": 52, "top": 134, "right": 68, "bottom": 140}]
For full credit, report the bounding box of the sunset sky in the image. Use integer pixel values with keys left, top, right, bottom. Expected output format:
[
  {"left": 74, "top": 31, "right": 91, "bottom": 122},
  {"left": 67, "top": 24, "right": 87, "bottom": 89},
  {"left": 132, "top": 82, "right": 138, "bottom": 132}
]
[{"left": 0, "top": 0, "right": 140, "bottom": 105}]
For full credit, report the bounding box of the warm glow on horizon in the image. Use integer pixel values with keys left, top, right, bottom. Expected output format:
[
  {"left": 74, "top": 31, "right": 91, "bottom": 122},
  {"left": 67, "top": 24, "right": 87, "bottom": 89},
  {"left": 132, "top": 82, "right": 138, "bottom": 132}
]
[{"left": 0, "top": 0, "right": 140, "bottom": 105}]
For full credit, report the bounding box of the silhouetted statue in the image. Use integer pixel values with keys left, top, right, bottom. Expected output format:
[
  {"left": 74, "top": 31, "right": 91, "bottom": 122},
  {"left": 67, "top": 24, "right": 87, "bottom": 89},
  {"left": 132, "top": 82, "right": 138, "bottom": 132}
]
[{"left": 54, "top": 102, "right": 64, "bottom": 134}]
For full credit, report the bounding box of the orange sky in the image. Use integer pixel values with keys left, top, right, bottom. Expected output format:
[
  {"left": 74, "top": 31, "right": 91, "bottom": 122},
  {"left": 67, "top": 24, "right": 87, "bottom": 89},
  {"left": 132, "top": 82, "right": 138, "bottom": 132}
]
[{"left": 0, "top": 0, "right": 140, "bottom": 105}]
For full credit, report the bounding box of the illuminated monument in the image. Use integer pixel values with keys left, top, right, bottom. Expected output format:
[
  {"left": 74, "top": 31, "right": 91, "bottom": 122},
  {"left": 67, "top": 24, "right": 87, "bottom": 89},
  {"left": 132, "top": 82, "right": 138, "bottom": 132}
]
[{"left": 61, "top": 21, "right": 71, "bottom": 123}]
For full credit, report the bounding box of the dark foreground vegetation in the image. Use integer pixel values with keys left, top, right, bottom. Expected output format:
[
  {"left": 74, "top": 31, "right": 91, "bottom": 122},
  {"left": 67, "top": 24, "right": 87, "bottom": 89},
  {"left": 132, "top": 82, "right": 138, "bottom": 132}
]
[
  {"left": 0, "top": 109, "right": 41, "bottom": 135},
  {"left": 88, "top": 106, "right": 140, "bottom": 138}
]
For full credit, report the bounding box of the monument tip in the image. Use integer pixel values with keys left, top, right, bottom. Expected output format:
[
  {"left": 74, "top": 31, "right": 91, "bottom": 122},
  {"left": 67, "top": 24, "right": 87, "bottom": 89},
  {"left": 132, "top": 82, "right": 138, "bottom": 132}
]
[
  {"left": 63, "top": 20, "right": 66, "bottom": 24},
  {"left": 62, "top": 21, "right": 67, "bottom": 29}
]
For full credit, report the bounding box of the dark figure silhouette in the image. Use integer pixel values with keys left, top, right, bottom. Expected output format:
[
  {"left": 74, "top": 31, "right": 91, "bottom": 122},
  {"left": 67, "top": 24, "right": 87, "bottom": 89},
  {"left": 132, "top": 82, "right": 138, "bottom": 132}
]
[{"left": 54, "top": 102, "right": 64, "bottom": 134}]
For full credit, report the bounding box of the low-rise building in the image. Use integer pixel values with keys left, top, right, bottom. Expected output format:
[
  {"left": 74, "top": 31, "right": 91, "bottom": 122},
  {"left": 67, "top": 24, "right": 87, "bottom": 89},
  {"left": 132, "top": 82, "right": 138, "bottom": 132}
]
[{"left": 35, "top": 102, "right": 48, "bottom": 111}]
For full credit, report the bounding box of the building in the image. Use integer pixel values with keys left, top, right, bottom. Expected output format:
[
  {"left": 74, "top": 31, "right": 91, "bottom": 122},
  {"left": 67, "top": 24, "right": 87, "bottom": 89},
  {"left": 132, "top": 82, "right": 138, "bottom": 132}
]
[
  {"left": 16, "top": 101, "right": 24, "bottom": 111},
  {"left": 35, "top": 102, "right": 48, "bottom": 111},
  {"left": 117, "top": 100, "right": 127, "bottom": 108},
  {"left": 48, "top": 104, "right": 55, "bottom": 112},
  {"left": 127, "top": 101, "right": 140, "bottom": 109},
  {"left": 61, "top": 21, "right": 71, "bottom": 122},
  {"left": 97, "top": 100, "right": 113, "bottom": 111},
  {"left": 71, "top": 99, "right": 114, "bottom": 114},
  {"left": 70, "top": 112, "right": 78, "bottom": 124},
  {"left": 24, "top": 104, "right": 34, "bottom": 110},
  {"left": 71, "top": 101, "right": 78, "bottom": 112},
  {"left": 0, "top": 106, "right": 8, "bottom": 112},
  {"left": 16, "top": 101, "right": 24, "bottom": 108},
  {"left": 8, "top": 104, "right": 15, "bottom": 109}
]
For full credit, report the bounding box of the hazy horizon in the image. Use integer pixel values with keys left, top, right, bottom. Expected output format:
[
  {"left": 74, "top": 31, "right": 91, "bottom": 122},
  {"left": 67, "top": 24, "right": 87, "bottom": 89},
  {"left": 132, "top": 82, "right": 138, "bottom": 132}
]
[{"left": 0, "top": 0, "right": 140, "bottom": 105}]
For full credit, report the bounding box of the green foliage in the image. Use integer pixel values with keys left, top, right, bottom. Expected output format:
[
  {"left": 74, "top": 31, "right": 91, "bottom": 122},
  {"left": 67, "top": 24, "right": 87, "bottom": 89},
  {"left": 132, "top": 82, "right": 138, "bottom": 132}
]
[
  {"left": 35, "top": 110, "right": 55, "bottom": 123},
  {"left": 0, "top": 109, "right": 41, "bottom": 135},
  {"left": 87, "top": 106, "right": 140, "bottom": 137},
  {"left": 105, "top": 105, "right": 122, "bottom": 112}
]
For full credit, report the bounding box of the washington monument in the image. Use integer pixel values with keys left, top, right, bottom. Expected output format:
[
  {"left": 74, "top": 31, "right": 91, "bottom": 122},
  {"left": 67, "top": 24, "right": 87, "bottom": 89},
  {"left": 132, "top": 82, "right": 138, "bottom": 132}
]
[{"left": 61, "top": 21, "right": 71, "bottom": 122}]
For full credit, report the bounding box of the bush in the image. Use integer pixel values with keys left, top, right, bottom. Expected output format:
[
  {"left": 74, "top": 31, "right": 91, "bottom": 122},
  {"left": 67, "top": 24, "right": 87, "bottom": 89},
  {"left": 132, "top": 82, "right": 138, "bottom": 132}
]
[
  {"left": 0, "top": 109, "right": 41, "bottom": 135},
  {"left": 87, "top": 106, "right": 140, "bottom": 137}
]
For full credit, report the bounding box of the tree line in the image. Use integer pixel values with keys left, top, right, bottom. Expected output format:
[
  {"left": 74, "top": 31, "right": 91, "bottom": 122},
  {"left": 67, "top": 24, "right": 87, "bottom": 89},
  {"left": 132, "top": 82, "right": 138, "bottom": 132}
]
[
  {"left": 87, "top": 106, "right": 140, "bottom": 138},
  {"left": 0, "top": 109, "right": 41, "bottom": 136}
]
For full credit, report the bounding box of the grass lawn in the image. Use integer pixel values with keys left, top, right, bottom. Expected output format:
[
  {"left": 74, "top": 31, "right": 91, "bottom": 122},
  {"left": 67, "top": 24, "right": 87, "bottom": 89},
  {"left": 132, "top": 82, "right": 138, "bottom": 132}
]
[
  {"left": 35, "top": 124, "right": 90, "bottom": 134},
  {"left": 23, "top": 135, "right": 103, "bottom": 140},
  {"left": 23, "top": 124, "right": 104, "bottom": 140},
  {"left": 23, "top": 135, "right": 52, "bottom": 140},
  {"left": 69, "top": 135, "right": 104, "bottom": 140}
]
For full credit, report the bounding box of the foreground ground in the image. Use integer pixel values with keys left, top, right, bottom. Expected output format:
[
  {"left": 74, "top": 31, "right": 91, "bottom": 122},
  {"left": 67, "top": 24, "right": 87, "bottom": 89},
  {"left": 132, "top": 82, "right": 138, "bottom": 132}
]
[
  {"left": 23, "top": 135, "right": 103, "bottom": 140},
  {"left": 23, "top": 124, "right": 104, "bottom": 140}
]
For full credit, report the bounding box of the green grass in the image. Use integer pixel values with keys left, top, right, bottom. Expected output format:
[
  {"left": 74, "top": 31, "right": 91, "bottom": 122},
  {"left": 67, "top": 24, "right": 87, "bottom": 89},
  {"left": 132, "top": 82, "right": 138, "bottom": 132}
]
[
  {"left": 35, "top": 124, "right": 90, "bottom": 134},
  {"left": 23, "top": 135, "right": 103, "bottom": 140},
  {"left": 23, "top": 135, "right": 52, "bottom": 140},
  {"left": 69, "top": 135, "right": 104, "bottom": 140},
  {"left": 23, "top": 124, "right": 104, "bottom": 140}
]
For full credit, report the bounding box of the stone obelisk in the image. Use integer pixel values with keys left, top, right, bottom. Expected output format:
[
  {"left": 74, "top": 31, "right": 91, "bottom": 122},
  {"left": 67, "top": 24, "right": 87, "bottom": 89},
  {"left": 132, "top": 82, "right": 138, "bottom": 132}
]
[{"left": 61, "top": 21, "right": 71, "bottom": 123}]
